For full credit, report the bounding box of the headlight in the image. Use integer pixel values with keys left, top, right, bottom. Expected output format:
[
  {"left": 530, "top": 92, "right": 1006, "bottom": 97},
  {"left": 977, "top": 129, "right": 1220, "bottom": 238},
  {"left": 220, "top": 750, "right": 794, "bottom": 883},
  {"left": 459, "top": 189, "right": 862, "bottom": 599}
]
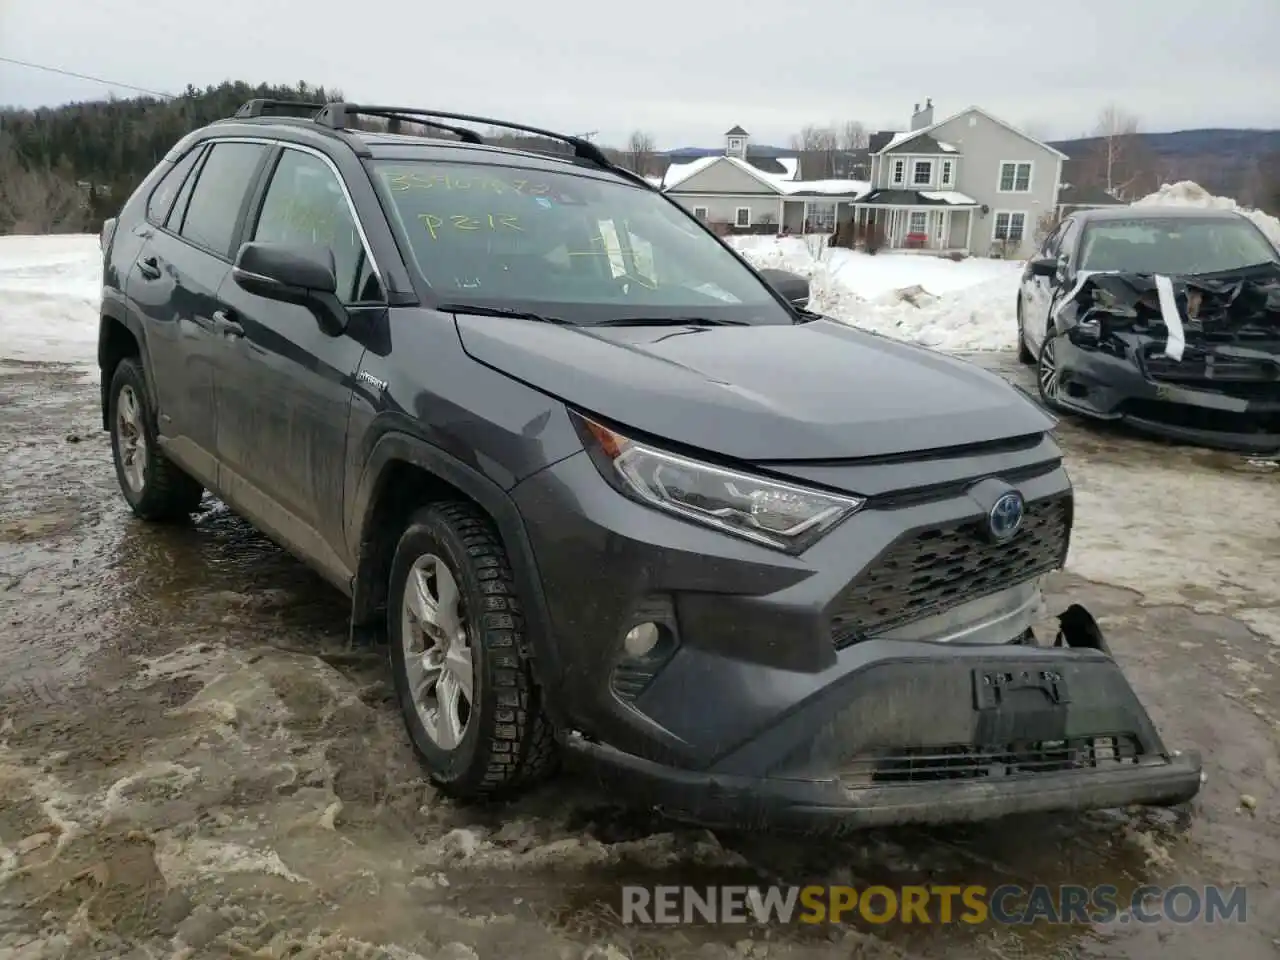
[{"left": 571, "top": 412, "right": 864, "bottom": 553}]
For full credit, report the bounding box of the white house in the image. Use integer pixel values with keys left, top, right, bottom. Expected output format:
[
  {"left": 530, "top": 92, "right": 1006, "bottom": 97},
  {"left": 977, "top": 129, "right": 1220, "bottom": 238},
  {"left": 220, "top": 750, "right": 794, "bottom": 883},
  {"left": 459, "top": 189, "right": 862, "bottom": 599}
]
[{"left": 662, "top": 127, "right": 869, "bottom": 234}]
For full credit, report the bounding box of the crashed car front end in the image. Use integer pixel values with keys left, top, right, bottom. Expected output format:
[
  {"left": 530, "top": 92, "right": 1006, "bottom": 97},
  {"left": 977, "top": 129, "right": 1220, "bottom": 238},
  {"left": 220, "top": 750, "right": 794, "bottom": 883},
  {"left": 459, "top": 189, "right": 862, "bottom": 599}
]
[
  {"left": 519, "top": 418, "right": 1205, "bottom": 834},
  {"left": 1046, "top": 262, "right": 1280, "bottom": 452}
]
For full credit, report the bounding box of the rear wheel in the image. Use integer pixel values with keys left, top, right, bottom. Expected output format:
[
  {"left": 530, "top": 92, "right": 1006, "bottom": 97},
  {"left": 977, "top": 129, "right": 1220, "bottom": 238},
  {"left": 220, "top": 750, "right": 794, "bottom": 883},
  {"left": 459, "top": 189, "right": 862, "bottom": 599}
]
[
  {"left": 387, "top": 501, "right": 558, "bottom": 799},
  {"left": 1016, "top": 297, "right": 1035, "bottom": 364},
  {"left": 108, "top": 358, "right": 204, "bottom": 521}
]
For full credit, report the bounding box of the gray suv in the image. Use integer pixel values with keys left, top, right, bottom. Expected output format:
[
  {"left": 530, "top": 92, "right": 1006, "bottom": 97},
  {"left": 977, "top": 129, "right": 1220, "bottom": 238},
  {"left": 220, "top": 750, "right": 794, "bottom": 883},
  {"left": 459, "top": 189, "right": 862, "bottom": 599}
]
[{"left": 97, "top": 99, "right": 1202, "bottom": 831}]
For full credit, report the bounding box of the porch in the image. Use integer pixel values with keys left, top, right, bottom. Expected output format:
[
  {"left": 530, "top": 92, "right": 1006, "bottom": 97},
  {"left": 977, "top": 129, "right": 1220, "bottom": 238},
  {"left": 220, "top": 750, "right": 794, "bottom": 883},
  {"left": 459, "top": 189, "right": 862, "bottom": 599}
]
[
  {"left": 779, "top": 197, "right": 859, "bottom": 235},
  {"left": 851, "top": 204, "right": 975, "bottom": 253}
]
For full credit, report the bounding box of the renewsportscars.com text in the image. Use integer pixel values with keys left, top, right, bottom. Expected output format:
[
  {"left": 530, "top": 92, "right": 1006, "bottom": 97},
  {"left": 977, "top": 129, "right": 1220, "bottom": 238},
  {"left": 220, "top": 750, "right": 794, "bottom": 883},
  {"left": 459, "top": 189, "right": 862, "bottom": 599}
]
[{"left": 621, "top": 884, "right": 1247, "bottom": 926}]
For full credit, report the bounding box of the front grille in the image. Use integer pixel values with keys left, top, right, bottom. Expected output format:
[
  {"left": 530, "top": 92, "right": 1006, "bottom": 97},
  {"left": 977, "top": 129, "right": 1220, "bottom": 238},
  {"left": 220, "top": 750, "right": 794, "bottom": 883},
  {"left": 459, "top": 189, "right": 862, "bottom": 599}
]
[
  {"left": 1144, "top": 346, "right": 1280, "bottom": 384},
  {"left": 840, "top": 735, "right": 1141, "bottom": 786},
  {"left": 830, "top": 495, "right": 1070, "bottom": 646}
]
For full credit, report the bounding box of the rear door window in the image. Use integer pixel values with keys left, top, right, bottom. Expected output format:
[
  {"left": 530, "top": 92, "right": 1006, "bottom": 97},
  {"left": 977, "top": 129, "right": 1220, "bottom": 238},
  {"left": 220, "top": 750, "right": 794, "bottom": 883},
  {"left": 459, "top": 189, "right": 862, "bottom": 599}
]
[
  {"left": 178, "top": 142, "right": 270, "bottom": 258},
  {"left": 147, "top": 147, "right": 204, "bottom": 225}
]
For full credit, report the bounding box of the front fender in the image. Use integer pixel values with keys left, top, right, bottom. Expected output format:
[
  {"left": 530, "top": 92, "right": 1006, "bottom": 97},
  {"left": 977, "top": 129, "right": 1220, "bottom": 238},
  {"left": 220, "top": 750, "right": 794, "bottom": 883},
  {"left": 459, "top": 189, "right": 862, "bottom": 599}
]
[{"left": 349, "top": 431, "right": 565, "bottom": 713}]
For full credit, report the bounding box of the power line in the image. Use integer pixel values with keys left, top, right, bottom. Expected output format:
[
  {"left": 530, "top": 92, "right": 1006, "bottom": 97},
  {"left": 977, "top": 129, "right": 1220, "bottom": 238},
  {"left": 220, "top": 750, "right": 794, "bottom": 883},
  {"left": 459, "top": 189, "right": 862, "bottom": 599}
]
[{"left": 0, "top": 55, "right": 174, "bottom": 100}]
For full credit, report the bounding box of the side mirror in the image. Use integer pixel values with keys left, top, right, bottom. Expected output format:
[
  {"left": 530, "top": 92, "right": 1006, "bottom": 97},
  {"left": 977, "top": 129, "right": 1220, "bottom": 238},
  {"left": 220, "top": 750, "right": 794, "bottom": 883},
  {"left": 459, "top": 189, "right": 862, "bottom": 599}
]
[
  {"left": 757, "top": 267, "right": 810, "bottom": 309},
  {"left": 1028, "top": 256, "right": 1061, "bottom": 279},
  {"left": 232, "top": 242, "right": 347, "bottom": 335}
]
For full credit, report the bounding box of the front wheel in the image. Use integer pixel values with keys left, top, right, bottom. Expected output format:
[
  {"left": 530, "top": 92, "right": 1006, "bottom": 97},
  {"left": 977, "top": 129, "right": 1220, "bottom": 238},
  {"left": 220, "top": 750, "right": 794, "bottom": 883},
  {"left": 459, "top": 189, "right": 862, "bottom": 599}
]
[
  {"left": 387, "top": 501, "right": 558, "bottom": 799},
  {"left": 1036, "top": 334, "right": 1067, "bottom": 412}
]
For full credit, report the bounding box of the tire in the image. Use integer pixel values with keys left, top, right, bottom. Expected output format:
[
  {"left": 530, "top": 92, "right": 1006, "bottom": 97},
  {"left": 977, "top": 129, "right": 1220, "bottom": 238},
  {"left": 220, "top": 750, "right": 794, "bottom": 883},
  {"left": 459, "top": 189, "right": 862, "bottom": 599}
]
[
  {"left": 1016, "top": 297, "right": 1035, "bottom": 364},
  {"left": 1036, "top": 333, "right": 1067, "bottom": 413},
  {"left": 108, "top": 357, "right": 205, "bottom": 521},
  {"left": 387, "top": 501, "right": 559, "bottom": 799}
]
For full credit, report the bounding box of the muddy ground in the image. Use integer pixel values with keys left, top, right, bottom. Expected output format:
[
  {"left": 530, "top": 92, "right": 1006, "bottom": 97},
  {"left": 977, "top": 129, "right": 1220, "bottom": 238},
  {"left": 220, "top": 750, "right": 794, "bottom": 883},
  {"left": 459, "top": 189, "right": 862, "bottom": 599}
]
[{"left": 0, "top": 356, "right": 1277, "bottom": 960}]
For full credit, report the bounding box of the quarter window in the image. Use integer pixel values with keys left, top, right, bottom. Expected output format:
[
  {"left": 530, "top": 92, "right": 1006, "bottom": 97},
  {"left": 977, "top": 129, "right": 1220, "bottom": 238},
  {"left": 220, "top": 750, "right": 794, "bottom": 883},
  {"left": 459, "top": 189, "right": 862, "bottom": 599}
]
[
  {"left": 251, "top": 149, "right": 372, "bottom": 303},
  {"left": 180, "top": 142, "right": 269, "bottom": 258}
]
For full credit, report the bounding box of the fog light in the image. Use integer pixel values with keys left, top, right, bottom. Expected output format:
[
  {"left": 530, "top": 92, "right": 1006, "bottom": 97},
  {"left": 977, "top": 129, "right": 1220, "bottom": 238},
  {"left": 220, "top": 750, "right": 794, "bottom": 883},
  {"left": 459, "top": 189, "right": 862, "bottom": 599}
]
[{"left": 623, "top": 622, "right": 661, "bottom": 658}]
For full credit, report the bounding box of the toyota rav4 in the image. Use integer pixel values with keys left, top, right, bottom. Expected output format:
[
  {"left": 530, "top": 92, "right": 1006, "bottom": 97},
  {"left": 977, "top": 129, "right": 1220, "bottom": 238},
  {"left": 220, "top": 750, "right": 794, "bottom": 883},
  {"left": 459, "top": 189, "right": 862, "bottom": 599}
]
[{"left": 96, "top": 99, "right": 1203, "bottom": 832}]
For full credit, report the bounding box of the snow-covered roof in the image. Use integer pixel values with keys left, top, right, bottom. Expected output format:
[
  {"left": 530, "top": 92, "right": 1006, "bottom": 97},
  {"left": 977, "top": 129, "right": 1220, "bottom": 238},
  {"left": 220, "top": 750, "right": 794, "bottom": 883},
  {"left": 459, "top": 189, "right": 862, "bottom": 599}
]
[
  {"left": 663, "top": 155, "right": 867, "bottom": 197},
  {"left": 918, "top": 190, "right": 978, "bottom": 205}
]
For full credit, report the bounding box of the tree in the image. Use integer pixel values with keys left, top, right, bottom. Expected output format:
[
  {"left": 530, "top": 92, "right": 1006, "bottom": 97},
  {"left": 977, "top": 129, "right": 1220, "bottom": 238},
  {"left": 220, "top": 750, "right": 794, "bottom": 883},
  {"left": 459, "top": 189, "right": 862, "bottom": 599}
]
[
  {"left": 790, "top": 123, "right": 839, "bottom": 179},
  {"left": 1081, "top": 104, "right": 1157, "bottom": 200},
  {"left": 0, "top": 140, "right": 85, "bottom": 234},
  {"left": 838, "top": 120, "right": 868, "bottom": 152},
  {"left": 623, "top": 130, "right": 656, "bottom": 176}
]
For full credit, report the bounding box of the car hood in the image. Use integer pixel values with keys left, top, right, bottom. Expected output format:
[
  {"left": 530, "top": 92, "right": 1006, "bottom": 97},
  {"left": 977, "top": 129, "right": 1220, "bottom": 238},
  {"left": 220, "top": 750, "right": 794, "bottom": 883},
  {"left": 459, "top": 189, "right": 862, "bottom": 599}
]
[{"left": 454, "top": 315, "right": 1054, "bottom": 462}]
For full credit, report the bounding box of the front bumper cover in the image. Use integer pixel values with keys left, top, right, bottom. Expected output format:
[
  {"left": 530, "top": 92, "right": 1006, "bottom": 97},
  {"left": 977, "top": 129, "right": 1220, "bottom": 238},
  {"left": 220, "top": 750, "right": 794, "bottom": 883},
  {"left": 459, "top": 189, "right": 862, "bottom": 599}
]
[
  {"left": 568, "top": 609, "right": 1203, "bottom": 834},
  {"left": 1051, "top": 333, "right": 1280, "bottom": 452}
]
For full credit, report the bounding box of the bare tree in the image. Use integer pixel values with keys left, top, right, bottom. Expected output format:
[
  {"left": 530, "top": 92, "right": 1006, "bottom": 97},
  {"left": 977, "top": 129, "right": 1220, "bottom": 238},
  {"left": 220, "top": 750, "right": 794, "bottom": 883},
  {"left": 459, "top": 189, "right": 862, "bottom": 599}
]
[
  {"left": 790, "top": 123, "right": 840, "bottom": 179},
  {"left": 623, "top": 130, "right": 656, "bottom": 177},
  {"left": 0, "top": 141, "right": 86, "bottom": 234},
  {"left": 1083, "top": 104, "right": 1156, "bottom": 200},
  {"left": 838, "top": 120, "right": 868, "bottom": 152}
]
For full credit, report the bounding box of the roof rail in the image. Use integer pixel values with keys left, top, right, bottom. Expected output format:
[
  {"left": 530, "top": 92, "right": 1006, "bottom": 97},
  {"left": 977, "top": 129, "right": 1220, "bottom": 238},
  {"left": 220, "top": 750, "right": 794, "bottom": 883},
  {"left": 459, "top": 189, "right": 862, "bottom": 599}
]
[
  {"left": 312, "top": 103, "right": 614, "bottom": 169},
  {"left": 235, "top": 99, "right": 328, "bottom": 118}
]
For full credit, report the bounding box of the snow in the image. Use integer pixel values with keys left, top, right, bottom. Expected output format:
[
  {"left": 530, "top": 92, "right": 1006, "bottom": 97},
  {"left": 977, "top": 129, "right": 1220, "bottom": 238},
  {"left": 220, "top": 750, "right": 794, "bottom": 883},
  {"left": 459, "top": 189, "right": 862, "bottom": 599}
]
[
  {"left": 918, "top": 190, "right": 977, "bottom": 205},
  {"left": 0, "top": 233, "right": 103, "bottom": 369},
  {"left": 728, "top": 235, "right": 1025, "bottom": 352},
  {"left": 662, "top": 155, "right": 868, "bottom": 199},
  {"left": 1131, "top": 180, "right": 1280, "bottom": 246}
]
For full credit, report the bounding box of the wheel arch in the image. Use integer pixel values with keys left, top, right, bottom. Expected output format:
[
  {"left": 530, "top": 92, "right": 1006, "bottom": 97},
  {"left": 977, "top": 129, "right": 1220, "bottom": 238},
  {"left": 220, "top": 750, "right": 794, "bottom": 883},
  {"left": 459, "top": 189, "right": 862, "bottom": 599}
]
[
  {"left": 349, "top": 432, "right": 565, "bottom": 721},
  {"left": 97, "top": 304, "right": 153, "bottom": 431}
]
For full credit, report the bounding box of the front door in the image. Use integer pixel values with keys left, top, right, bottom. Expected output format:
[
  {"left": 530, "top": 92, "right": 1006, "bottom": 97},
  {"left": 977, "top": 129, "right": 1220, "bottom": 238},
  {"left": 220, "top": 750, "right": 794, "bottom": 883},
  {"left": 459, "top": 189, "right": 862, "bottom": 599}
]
[{"left": 212, "top": 146, "right": 377, "bottom": 580}]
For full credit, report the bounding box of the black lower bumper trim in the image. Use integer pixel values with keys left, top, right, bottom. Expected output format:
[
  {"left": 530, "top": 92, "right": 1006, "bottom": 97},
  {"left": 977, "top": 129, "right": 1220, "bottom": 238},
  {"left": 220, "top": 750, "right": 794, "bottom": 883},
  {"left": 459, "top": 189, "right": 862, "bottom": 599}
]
[{"left": 569, "top": 739, "right": 1203, "bottom": 835}]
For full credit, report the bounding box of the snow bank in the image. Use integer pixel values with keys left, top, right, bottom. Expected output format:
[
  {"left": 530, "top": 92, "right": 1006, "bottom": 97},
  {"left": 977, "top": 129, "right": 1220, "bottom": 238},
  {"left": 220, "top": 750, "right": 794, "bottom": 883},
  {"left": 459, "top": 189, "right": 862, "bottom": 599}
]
[
  {"left": 1131, "top": 181, "right": 1280, "bottom": 246},
  {"left": 0, "top": 233, "right": 102, "bottom": 368},
  {"left": 729, "top": 235, "right": 1024, "bottom": 352}
]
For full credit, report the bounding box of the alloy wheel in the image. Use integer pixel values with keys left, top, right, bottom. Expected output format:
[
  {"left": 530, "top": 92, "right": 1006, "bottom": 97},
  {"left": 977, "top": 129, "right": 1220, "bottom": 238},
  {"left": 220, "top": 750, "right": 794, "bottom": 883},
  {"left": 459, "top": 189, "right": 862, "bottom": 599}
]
[
  {"left": 400, "top": 553, "right": 474, "bottom": 750},
  {"left": 1039, "top": 336, "right": 1062, "bottom": 404},
  {"left": 115, "top": 384, "right": 148, "bottom": 492}
]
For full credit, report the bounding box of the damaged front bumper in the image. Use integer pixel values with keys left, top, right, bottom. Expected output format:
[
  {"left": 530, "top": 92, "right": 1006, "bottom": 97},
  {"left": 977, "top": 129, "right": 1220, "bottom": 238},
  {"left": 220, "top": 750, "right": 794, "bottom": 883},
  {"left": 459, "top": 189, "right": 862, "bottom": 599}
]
[
  {"left": 569, "top": 607, "right": 1203, "bottom": 835},
  {"left": 1048, "top": 266, "right": 1280, "bottom": 452}
]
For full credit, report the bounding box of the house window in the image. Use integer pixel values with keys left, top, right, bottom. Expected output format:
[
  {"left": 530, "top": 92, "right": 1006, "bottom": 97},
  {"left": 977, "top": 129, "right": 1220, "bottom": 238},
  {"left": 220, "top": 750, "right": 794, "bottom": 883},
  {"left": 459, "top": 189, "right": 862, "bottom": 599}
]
[
  {"left": 908, "top": 211, "right": 928, "bottom": 234},
  {"left": 941, "top": 160, "right": 954, "bottom": 187},
  {"left": 993, "top": 211, "right": 1027, "bottom": 244},
  {"left": 806, "top": 201, "right": 837, "bottom": 232},
  {"left": 912, "top": 160, "right": 932, "bottom": 185},
  {"left": 999, "top": 162, "right": 1032, "bottom": 192},
  {"left": 693, "top": 205, "right": 709, "bottom": 221},
  {"left": 735, "top": 206, "right": 751, "bottom": 228},
  {"left": 892, "top": 159, "right": 905, "bottom": 185}
]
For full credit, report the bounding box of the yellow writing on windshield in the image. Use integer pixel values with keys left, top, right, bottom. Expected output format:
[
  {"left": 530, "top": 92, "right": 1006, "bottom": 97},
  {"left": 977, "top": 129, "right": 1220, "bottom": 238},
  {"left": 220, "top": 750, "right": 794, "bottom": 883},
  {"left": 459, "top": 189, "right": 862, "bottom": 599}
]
[
  {"left": 384, "top": 171, "right": 552, "bottom": 196},
  {"left": 417, "top": 213, "right": 523, "bottom": 240}
]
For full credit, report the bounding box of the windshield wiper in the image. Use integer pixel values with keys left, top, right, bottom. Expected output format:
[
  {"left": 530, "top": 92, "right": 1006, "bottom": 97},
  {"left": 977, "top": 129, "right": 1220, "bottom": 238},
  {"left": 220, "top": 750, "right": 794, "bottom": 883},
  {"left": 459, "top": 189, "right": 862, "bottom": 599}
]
[
  {"left": 585, "top": 316, "right": 750, "bottom": 327},
  {"left": 437, "top": 302, "right": 571, "bottom": 325}
]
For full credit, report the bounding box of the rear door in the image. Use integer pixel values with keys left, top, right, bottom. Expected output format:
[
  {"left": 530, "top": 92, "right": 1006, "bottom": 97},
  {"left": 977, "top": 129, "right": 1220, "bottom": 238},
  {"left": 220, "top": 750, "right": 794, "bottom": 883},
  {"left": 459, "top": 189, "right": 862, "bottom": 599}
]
[
  {"left": 212, "top": 145, "right": 380, "bottom": 577},
  {"left": 128, "top": 140, "right": 271, "bottom": 480}
]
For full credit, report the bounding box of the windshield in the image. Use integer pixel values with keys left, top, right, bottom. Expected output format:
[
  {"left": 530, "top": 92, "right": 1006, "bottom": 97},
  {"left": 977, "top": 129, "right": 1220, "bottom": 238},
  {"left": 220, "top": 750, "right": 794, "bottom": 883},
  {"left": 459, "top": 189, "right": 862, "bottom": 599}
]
[
  {"left": 371, "top": 159, "right": 794, "bottom": 324},
  {"left": 1078, "top": 216, "right": 1278, "bottom": 275}
]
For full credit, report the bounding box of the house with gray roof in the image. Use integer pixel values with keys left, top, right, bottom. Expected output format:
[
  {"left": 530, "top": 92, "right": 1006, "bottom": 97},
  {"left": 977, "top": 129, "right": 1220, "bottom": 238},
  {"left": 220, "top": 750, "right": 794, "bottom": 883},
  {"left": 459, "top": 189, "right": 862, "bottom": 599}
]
[
  {"left": 662, "top": 126, "right": 869, "bottom": 234},
  {"left": 855, "top": 100, "right": 1068, "bottom": 257}
]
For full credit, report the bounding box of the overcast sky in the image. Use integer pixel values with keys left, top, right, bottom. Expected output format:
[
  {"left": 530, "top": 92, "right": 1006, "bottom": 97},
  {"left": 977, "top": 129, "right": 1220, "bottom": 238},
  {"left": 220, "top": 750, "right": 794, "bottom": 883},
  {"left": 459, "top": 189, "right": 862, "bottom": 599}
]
[{"left": 2, "top": 0, "right": 1276, "bottom": 148}]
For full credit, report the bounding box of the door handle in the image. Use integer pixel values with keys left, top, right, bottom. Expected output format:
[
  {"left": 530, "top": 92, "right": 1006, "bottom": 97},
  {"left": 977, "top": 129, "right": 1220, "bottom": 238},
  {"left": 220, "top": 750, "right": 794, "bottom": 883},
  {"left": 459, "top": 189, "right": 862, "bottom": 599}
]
[
  {"left": 212, "top": 310, "right": 244, "bottom": 338},
  {"left": 137, "top": 256, "right": 161, "bottom": 280}
]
